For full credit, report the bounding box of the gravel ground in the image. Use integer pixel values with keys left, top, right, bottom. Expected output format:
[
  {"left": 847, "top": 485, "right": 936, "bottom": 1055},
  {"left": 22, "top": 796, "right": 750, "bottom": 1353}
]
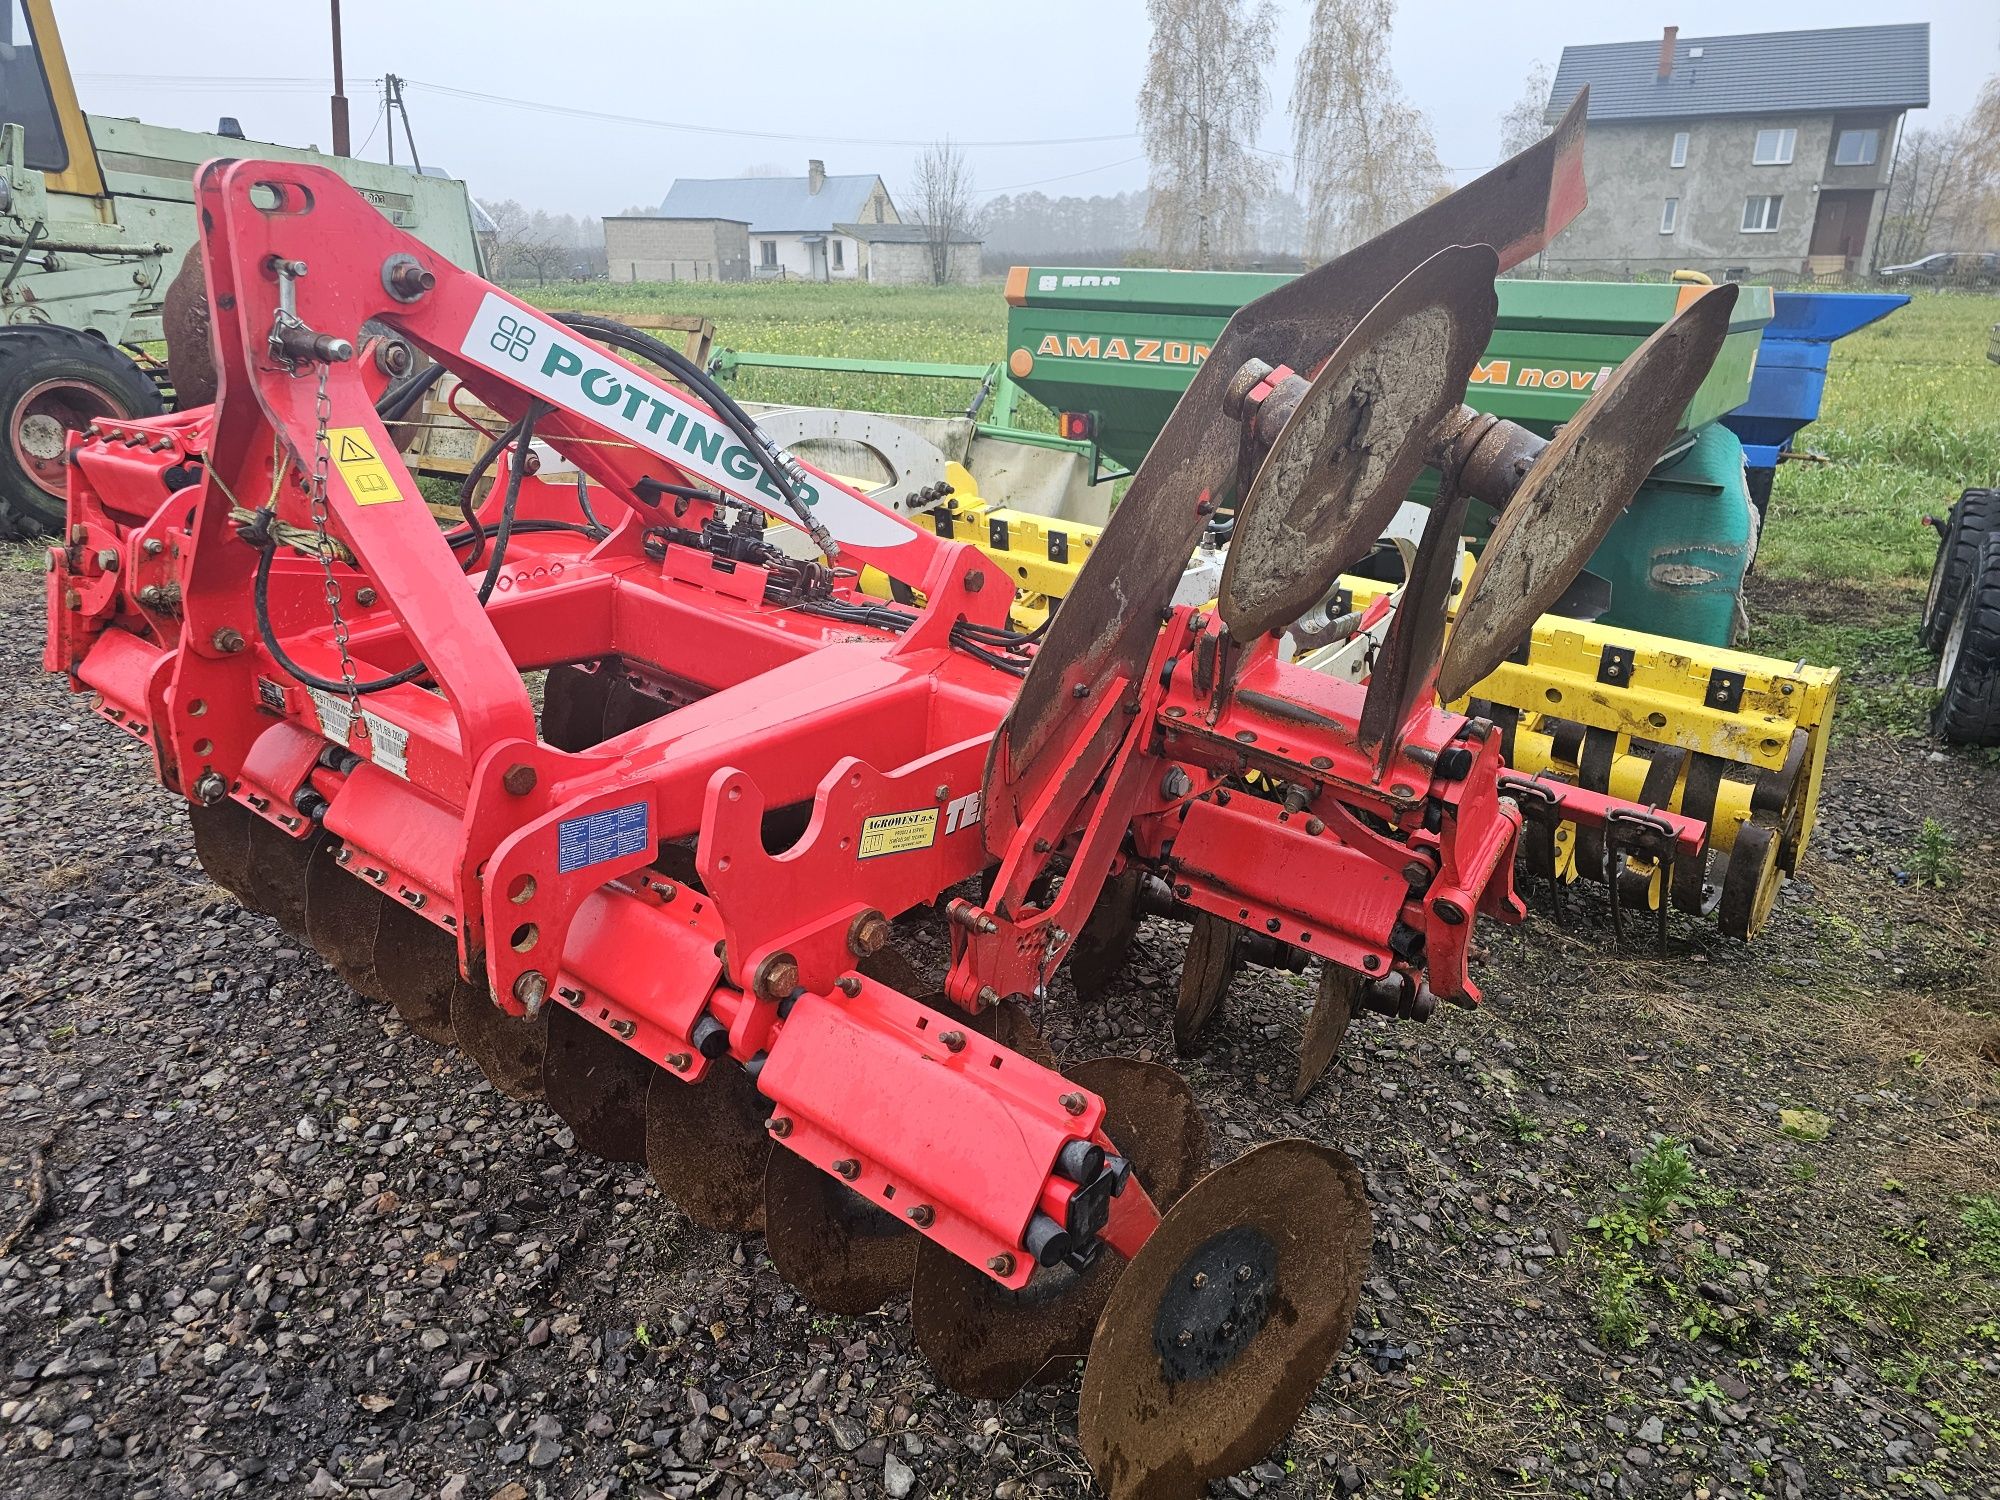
[{"left": 1, "top": 559, "right": 1996, "bottom": 1500}]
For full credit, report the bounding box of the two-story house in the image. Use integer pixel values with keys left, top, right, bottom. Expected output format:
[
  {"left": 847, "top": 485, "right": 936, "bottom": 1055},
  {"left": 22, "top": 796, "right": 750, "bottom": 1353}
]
[{"left": 1540, "top": 24, "right": 1930, "bottom": 280}]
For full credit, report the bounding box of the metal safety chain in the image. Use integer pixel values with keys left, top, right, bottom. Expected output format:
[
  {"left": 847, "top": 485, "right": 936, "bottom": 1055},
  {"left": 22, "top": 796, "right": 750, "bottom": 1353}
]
[{"left": 302, "top": 359, "right": 369, "bottom": 745}]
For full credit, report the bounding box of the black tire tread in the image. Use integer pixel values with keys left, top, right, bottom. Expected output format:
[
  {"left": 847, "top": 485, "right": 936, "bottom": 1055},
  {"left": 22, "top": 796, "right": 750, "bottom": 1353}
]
[
  {"left": 1933, "top": 529, "right": 2000, "bottom": 747},
  {"left": 0, "top": 324, "right": 163, "bottom": 541},
  {"left": 1921, "top": 487, "right": 2000, "bottom": 650}
]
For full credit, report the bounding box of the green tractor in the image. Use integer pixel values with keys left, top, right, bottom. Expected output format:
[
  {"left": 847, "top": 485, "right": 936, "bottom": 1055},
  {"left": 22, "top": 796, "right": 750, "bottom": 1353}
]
[{"left": 0, "top": 0, "right": 486, "bottom": 538}]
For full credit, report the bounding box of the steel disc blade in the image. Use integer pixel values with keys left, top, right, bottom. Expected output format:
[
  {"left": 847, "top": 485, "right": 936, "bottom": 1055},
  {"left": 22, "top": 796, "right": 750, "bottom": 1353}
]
[
  {"left": 1173, "top": 913, "right": 1237, "bottom": 1056},
  {"left": 912, "top": 1057, "right": 1211, "bottom": 1399},
  {"left": 541, "top": 1004, "right": 652, "bottom": 1163},
  {"left": 242, "top": 817, "right": 319, "bottom": 939},
  {"left": 645, "top": 1063, "right": 772, "bottom": 1232},
  {"left": 985, "top": 93, "right": 1588, "bottom": 860},
  {"left": 1220, "top": 246, "right": 1498, "bottom": 641},
  {"left": 856, "top": 945, "right": 932, "bottom": 999},
  {"left": 763, "top": 1146, "right": 916, "bottom": 1316},
  {"left": 1079, "top": 1139, "right": 1372, "bottom": 1500},
  {"left": 304, "top": 839, "right": 385, "bottom": 998},
  {"left": 1294, "top": 967, "right": 1359, "bottom": 1103},
  {"left": 1069, "top": 865, "right": 1145, "bottom": 996},
  {"left": 540, "top": 663, "right": 611, "bottom": 752},
  {"left": 367, "top": 897, "right": 458, "bottom": 1045},
  {"left": 186, "top": 799, "right": 256, "bottom": 907},
  {"left": 1438, "top": 284, "right": 1741, "bottom": 703},
  {"left": 450, "top": 979, "right": 547, "bottom": 1102}
]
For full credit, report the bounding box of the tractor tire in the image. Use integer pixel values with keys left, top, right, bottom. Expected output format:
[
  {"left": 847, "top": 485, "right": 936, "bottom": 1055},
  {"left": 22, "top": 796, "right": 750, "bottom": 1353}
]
[
  {"left": 0, "top": 324, "right": 164, "bottom": 540},
  {"left": 1932, "top": 529, "right": 2000, "bottom": 746},
  {"left": 1921, "top": 487, "right": 2000, "bottom": 651}
]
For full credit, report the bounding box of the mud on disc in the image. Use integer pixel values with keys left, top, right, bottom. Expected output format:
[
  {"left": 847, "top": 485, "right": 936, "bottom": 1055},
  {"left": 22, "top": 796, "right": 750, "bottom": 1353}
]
[
  {"left": 368, "top": 895, "right": 458, "bottom": 1046},
  {"left": 451, "top": 979, "right": 547, "bottom": 1102},
  {"left": 187, "top": 799, "right": 256, "bottom": 908},
  {"left": 645, "top": 1062, "right": 772, "bottom": 1232},
  {"left": 542, "top": 1003, "right": 652, "bottom": 1164},
  {"left": 304, "top": 838, "right": 386, "bottom": 999},
  {"left": 1079, "top": 1139, "right": 1371, "bottom": 1500},
  {"left": 764, "top": 1145, "right": 916, "bottom": 1316},
  {"left": 243, "top": 816, "right": 318, "bottom": 940},
  {"left": 911, "top": 1057, "right": 1211, "bottom": 1399}
]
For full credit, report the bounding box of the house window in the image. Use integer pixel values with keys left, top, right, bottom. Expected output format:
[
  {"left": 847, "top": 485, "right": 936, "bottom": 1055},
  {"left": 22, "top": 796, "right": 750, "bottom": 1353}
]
[
  {"left": 760, "top": 240, "right": 777, "bottom": 268},
  {"left": 1834, "top": 128, "right": 1879, "bottom": 166},
  {"left": 1660, "top": 198, "right": 1679, "bottom": 234},
  {"left": 1670, "top": 132, "right": 1688, "bottom": 168},
  {"left": 832, "top": 239, "right": 843, "bottom": 270},
  {"left": 1741, "top": 195, "right": 1783, "bottom": 233},
  {"left": 1752, "top": 128, "right": 1796, "bottom": 165}
]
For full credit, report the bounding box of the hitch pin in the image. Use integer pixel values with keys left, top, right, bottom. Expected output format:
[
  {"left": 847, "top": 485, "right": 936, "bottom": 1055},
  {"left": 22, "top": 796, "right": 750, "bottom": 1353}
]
[{"left": 266, "top": 257, "right": 355, "bottom": 367}]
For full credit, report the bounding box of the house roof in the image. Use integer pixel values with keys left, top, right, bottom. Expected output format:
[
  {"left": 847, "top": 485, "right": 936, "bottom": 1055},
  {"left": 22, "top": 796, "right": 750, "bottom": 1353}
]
[
  {"left": 658, "top": 173, "right": 885, "bottom": 233},
  {"left": 1545, "top": 23, "right": 1929, "bottom": 124},
  {"left": 835, "top": 222, "right": 981, "bottom": 246},
  {"left": 607, "top": 214, "right": 753, "bottom": 225}
]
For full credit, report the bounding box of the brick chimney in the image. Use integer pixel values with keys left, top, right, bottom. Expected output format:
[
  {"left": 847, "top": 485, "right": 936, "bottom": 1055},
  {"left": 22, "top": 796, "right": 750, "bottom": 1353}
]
[
  {"left": 807, "top": 159, "right": 826, "bottom": 195},
  {"left": 1657, "top": 26, "right": 1678, "bottom": 80}
]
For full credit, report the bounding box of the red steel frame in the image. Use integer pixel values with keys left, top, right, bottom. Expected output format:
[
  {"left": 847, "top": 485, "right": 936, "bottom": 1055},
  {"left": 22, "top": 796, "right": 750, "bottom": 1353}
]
[{"left": 45, "top": 160, "right": 1702, "bottom": 1288}]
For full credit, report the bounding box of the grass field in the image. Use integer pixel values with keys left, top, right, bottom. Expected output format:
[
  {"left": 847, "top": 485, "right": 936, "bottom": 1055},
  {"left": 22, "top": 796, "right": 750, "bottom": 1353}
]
[
  {"left": 1758, "top": 292, "right": 2000, "bottom": 589},
  {"left": 526, "top": 277, "right": 2000, "bottom": 599},
  {"left": 518, "top": 279, "right": 1020, "bottom": 426}
]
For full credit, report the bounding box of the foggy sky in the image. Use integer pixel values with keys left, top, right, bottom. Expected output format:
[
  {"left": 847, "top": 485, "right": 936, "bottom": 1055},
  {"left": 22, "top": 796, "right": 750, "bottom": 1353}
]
[{"left": 60, "top": 1, "right": 2000, "bottom": 219}]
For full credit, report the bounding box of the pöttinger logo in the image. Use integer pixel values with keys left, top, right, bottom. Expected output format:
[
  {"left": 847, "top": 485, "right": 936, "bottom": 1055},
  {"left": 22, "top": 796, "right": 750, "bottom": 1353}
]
[{"left": 491, "top": 314, "right": 536, "bottom": 362}]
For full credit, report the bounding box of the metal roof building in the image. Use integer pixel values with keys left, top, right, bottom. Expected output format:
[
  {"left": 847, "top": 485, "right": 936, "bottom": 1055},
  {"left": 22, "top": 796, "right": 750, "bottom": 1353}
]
[
  {"left": 658, "top": 162, "right": 895, "bottom": 234},
  {"left": 1545, "top": 23, "right": 1930, "bottom": 123}
]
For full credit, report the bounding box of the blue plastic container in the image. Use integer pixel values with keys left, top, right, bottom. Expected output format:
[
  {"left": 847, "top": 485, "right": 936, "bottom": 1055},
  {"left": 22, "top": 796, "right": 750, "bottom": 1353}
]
[{"left": 1722, "top": 291, "right": 1908, "bottom": 513}]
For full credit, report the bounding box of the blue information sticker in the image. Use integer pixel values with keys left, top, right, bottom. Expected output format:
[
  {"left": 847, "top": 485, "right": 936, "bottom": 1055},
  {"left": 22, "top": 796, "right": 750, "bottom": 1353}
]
[{"left": 556, "top": 800, "right": 650, "bottom": 874}]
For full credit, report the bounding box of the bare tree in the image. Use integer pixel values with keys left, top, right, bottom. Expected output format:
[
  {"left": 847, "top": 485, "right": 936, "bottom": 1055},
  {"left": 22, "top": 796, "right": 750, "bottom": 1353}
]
[
  {"left": 1498, "top": 61, "right": 1554, "bottom": 161},
  {"left": 907, "top": 138, "right": 976, "bottom": 284},
  {"left": 1291, "top": 0, "right": 1450, "bottom": 262},
  {"left": 1137, "top": 0, "right": 1279, "bottom": 267}
]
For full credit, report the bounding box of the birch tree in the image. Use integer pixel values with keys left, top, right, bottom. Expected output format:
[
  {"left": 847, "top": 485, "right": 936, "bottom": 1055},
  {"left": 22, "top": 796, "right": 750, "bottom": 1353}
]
[
  {"left": 1137, "top": 0, "right": 1279, "bottom": 267},
  {"left": 1498, "top": 61, "right": 1554, "bottom": 160},
  {"left": 1291, "top": 0, "right": 1449, "bottom": 261}
]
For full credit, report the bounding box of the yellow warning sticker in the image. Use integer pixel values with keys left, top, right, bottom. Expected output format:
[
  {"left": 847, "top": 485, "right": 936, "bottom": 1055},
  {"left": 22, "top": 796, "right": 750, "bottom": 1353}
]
[
  {"left": 858, "top": 808, "right": 939, "bottom": 859},
  {"left": 325, "top": 427, "right": 403, "bottom": 506}
]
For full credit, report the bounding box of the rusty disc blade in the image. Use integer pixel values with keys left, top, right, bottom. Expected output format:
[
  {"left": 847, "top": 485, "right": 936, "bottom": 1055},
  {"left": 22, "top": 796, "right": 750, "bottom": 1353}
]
[
  {"left": 967, "top": 997, "right": 1059, "bottom": 1069},
  {"left": 1220, "top": 246, "right": 1498, "bottom": 641},
  {"left": 161, "top": 247, "right": 217, "bottom": 408},
  {"left": 186, "top": 799, "right": 256, "bottom": 907},
  {"left": 541, "top": 1003, "right": 653, "bottom": 1163},
  {"left": 1173, "top": 913, "right": 1237, "bottom": 1056},
  {"left": 1079, "top": 1139, "right": 1372, "bottom": 1500},
  {"left": 540, "top": 663, "right": 612, "bottom": 753},
  {"left": 1294, "top": 966, "right": 1360, "bottom": 1103},
  {"left": 912, "top": 1057, "right": 1211, "bottom": 1399},
  {"left": 368, "top": 897, "right": 458, "bottom": 1045},
  {"left": 984, "top": 94, "right": 1588, "bottom": 861},
  {"left": 645, "top": 1062, "right": 772, "bottom": 1232},
  {"left": 304, "top": 838, "right": 385, "bottom": 998},
  {"left": 1069, "top": 865, "right": 1145, "bottom": 997},
  {"left": 1438, "top": 284, "right": 1741, "bottom": 703},
  {"left": 243, "top": 817, "right": 319, "bottom": 939},
  {"left": 450, "top": 979, "right": 547, "bottom": 1102},
  {"left": 763, "top": 1145, "right": 917, "bottom": 1316}
]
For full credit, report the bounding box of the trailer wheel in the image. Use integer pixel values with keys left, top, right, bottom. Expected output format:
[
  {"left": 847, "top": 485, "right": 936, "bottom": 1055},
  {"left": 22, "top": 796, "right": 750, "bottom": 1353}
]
[
  {"left": 1921, "top": 487, "right": 2000, "bottom": 651},
  {"left": 1932, "top": 530, "right": 2000, "bottom": 747},
  {"left": 0, "top": 325, "right": 164, "bottom": 540}
]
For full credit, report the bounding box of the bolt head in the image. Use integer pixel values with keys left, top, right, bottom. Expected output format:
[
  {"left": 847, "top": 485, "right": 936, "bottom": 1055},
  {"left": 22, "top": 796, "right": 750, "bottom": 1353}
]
[
  {"left": 938, "top": 1029, "right": 966, "bottom": 1053},
  {"left": 95, "top": 548, "right": 119, "bottom": 572},
  {"left": 211, "top": 627, "right": 245, "bottom": 654},
  {"left": 987, "top": 1253, "right": 1015, "bottom": 1276},
  {"left": 1059, "top": 1091, "right": 1087, "bottom": 1116},
  {"left": 755, "top": 952, "right": 800, "bottom": 1002},
  {"left": 847, "top": 909, "right": 891, "bottom": 958},
  {"left": 501, "top": 763, "right": 537, "bottom": 796}
]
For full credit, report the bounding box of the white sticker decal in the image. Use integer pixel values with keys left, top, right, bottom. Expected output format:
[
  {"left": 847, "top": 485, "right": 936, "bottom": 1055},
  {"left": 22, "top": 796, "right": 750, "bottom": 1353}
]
[
  {"left": 457, "top": 294, "right": 920, "bottom": 551},
  {"left": 360, "top": 710, "right": 410, "bottom": 779},
  {"left": 308, "top": 687, "right": 352, "bottom": 746}
]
